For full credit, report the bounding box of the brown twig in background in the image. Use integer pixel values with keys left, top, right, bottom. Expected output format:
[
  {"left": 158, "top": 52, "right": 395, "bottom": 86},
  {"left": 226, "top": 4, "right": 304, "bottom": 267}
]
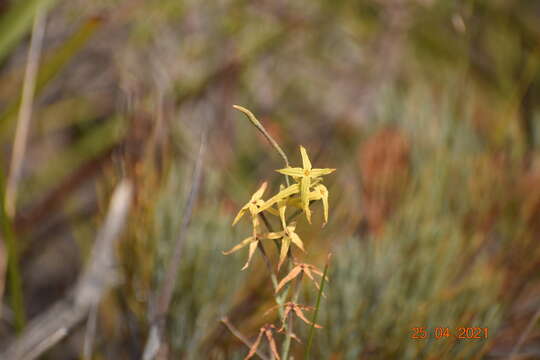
[
  {"left": 509, "top": 307, "right": 540, "bottom": 360},
  {"left": 5, "top": 8, "right": 47, "bottom": 217},
  {"left": 220, "top": 317, "right": 270, "bottom": 360},
  {"left": 143, "top": 123, "right": 208, "bottom": 360},
  {"left": 82, "top": 303, "right": 98, "bottom": 360},
  {"left": 0, "top": 180, "right": 133, "bottom": 360}
]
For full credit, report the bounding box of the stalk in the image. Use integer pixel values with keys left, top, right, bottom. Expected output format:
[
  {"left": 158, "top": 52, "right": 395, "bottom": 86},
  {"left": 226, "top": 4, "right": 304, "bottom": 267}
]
[
  {"left": 305, "top": 254, "right": 331, "bottom": 359},
  {"left": 233, "top": 105, "right": 291, "bottom": 186},
  {"left": 281, "top": 273, "right": 303, "bottom": 359}
]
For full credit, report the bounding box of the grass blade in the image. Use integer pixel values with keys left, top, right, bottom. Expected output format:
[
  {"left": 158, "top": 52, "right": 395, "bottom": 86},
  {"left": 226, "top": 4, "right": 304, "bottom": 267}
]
[
  {"left": 0, "top": 166, "right": 25, "bottom": 331},
  {"left": 305, "top": 253, "right": 331, "bottom": 360}
]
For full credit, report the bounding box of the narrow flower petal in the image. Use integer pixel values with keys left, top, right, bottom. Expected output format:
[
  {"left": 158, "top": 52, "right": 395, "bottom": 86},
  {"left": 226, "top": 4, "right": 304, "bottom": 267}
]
[
  {"left": 282, "top": 306, "right": 293, "bottom": 326},
  {"left": 264, "top": 328, "right": 281, "bottom": 360},
  {"left": 277, "top": 185, "right": 288, "bottom": 230},
  {"left": 276, "top": 167, "right": 304, "bottom": 177},
  {"left": 222, "top": 236, "right": 256, "bottom": 255},
  {"left": 251, "top": 181, "right": 268, "bottom": 201},
  {"left": 316, "top": 184, "right": 329, "bottom": 225},
  {"left": 278, "top": 238, "right": 290, "bottom": 271},
  {"left": 256, "top": 183, "right": 299, "bottom": 214},
  {"left": 292, "top": 306, "right": 322, "bottom": 328},
  {"left": 241, "top": 240, "right": 259, "bottom": 270},
  {"left": 244, "top": 328, "right": 264, "bottom": 360},
  {"left": 300, "top": 146, "right": 312, "bottom": 170},
  {"left": 258, "top": 200, "right": 279, "bottom": 216},
  {"left": 264, "top": 231, "right": 285, "bottom": 240},
  {"left": 263, "top": 304, "right": 280, "bottom": 317},
  {"left": 305, "top": 264, "right": 325, "bottom": 278},
  {"left": 276, "top": 266, "right": 302, "bottom": 293},
  {"left": 310, "top": 168, "right": 336, "bottom": 177},
  {"left": 301, "top": 176, "right": 311, "bottom": 223},
  {"left": 232, "top": 206, "right": 248, "bottom": 226},
  {"left": 289, "top": 232, "right": 305, "bottom": 252},
  {"left": 303, "top": 267, "right": 326, "bottom": 297}
]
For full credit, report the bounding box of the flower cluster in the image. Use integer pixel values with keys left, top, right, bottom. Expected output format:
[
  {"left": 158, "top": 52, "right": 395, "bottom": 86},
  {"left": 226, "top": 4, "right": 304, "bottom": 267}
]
[
  {"left": 223, "top": 145, "right": 335, "bottom": 359},
  {"left": 224, "top": 146, "right": 334, "bottom": 270}
]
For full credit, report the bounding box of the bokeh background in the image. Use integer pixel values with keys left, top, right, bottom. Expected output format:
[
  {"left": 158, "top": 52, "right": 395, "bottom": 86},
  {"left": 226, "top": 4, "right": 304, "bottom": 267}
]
[{"left": 1, "top": 0, "right": 540, "bottom": 359}]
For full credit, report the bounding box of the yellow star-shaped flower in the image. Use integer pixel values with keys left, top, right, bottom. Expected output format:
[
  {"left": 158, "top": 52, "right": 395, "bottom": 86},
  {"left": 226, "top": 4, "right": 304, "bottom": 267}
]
[
  {"left": 232, "top": 182, "right": 268, "bottom": 228},
  {"left": 276, "top": 146, "right": 335, "bottom": 223},
  {"left": 266, "top": 222, "right": 305, "bottom": 270}
]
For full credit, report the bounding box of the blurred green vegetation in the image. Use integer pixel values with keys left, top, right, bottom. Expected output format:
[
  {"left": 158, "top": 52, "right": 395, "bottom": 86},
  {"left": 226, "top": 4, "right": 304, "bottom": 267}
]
[{"left": 1, "top": 0, "right": 540, "bottom": 359}]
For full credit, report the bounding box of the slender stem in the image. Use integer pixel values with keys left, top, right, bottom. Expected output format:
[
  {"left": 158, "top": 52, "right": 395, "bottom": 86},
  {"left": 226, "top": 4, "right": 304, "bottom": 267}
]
[
  {"left": 256, "top": 241, "right": 278, "bottom": 288},
  {"left": 281, "top": 273, "right": 303, "bottom": 360},
  {"left": 233, "top": 105, "right": 290, "bottom": 186},
  {"left": 259, "top": 212, "right": 280, "bottom": 253},
  {"left": 305, "top": 253, "right": 331, "bottom": 360},
  {"left": 257, "top": 213, "right": 287, "bottom": 321}
]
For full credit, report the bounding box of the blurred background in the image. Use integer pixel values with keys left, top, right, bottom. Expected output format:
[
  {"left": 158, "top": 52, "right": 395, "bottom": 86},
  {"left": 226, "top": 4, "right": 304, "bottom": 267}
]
[{"left": 1, "top": 0, "right": 540, "bottom": 359}]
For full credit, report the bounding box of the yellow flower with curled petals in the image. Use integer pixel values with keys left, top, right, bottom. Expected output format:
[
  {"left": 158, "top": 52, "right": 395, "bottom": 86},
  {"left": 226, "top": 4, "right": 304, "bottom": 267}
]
[
  {"left": 266, "top": 222, "right": 305, "bottom": 270},
  {"left": 232, "top": 182, "right": 268, "bottom": 226},
  {"left": 276, "top": 146, "right": 335, "bottom": 223},
  {"left": 287, "top": 183, "right": 330, "bottom": 226}
]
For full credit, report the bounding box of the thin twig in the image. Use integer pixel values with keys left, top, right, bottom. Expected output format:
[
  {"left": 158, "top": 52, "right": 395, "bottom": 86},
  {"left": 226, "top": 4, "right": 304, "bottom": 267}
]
[
  {"left": 5, "top": 8, "right": 47, "bottom": 217},
  {"left": 24, "top": 327, "right": 67, "bottom": 360},
  {"left": 509, "top": 307, "right": 540, "bottom": 360},
  {"left": 0, "top": 180, "right": 133, "bottom": 360},
  {"left": 221, "top": 317, "right": 270, "bottom": 360}
]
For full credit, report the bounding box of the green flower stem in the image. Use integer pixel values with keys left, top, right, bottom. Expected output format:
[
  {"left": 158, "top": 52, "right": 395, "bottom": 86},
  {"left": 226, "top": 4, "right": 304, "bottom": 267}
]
[
  {"left": 305, "top": 254, "right": 331, "bottom": 360},
  {"left": 281, "top": 272, "right": 304, "bottom": 360},
  {"left": 233, "top": 105, "right": 290, "bottom": 186}
]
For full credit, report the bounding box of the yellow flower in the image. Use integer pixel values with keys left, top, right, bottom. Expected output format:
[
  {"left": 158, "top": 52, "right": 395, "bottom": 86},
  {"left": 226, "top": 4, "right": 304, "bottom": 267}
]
[
  {"left": 227, "top": 182, "right": 274, "bottom": 270},
  {"left": 276, "top": 146, "right": 335, "bottom": 223},
  {"left": 266, "top": 221, "right": 305, "bottom": 270},
  {"left": 232, "top": 182, "right": 268, "bottom": 226},
  {"left": 287, "top": 183, "right": 329, "bottom": 226}
]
